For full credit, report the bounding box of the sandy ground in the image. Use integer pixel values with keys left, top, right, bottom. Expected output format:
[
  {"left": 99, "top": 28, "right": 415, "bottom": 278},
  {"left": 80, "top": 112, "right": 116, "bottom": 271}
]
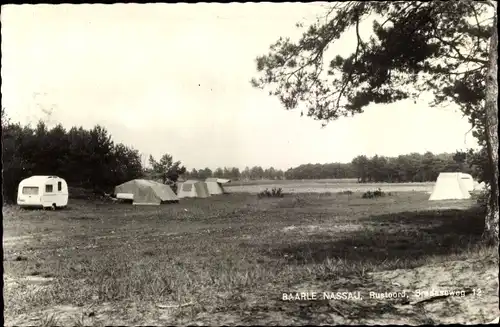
[
  {"left": 282, "top": 224, "right": 364, "bottom": 234},
  {"left": 5, "top": 237, "right": 498, "bottom": 326}
]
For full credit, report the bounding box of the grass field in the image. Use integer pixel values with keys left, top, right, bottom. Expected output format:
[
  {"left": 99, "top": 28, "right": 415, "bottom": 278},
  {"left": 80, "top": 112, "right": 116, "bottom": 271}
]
[
  {"left": 225, "top": 179, "right": 435, "bottom": 194},
  {"left": 228, "top": 178, "right": 361, "bottom": 186},
  {"left": 3, "top": 191, "right": 499, "bottom": 325}
]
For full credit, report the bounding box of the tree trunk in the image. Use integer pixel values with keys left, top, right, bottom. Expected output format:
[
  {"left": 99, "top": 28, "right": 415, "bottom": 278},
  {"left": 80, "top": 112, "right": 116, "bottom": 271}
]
[{"left": 483, "top": 12, "right": 499, "bottom": 245}]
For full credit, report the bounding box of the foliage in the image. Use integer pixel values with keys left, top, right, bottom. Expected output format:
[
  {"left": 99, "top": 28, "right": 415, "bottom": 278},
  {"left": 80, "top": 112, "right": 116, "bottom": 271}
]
[
  {"left": 184, "top": 166, "right": 286, "bottom": 181},
  {"left": 257, "top": 187, "right": 284, "bottom": 198},
  {"left": 462, "top": 148, "right": 491, "bottom": 183},
  {"left": 362, "top": 188, "right": 387, "bottom": 199},
  {"left": 476, "top": 188, "right": 490, "bottom": 208},
  {"left": 285, "top": 151, "right": 473, "bottom": 182},
  {"left": 148, "top": 154, "right": 186, "bottom": 188},
  {"left": 2, "top": 115, "right": 144, "bottom": 203},
  {"left": 252, "top": 1, "right": 494, "bottom": 128}
]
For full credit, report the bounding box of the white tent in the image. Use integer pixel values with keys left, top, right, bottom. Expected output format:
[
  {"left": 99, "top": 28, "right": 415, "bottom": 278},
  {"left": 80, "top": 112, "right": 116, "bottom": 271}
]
[
  {"left": 459, "top": 173, "right": 474, "bottom": 192},
  {"left": 177, "top": 180, "right": 211, "bottom": 198},
  {"left": 429, "top": 172, "right": 471, "bottom": 201},
  {"left": 474, "top": 181, "right": 487, "bottom": 191},
  {"left": 205, "top": 178, "right": 231, "bottom": 195}
]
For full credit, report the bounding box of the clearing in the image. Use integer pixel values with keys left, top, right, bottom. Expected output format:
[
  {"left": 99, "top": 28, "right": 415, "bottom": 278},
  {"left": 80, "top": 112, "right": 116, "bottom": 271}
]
[
  {"left": 226, "top": 179, "right": 435, "bottom": 194},
  {"left": 3, "top": 191, "right": 498, "bottom": 325}
]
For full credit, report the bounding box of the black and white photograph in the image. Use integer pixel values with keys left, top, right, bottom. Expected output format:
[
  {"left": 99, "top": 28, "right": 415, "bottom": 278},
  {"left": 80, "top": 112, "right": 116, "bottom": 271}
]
[{"left": 1, "top": 2, "right": 499, "bottom": 325}]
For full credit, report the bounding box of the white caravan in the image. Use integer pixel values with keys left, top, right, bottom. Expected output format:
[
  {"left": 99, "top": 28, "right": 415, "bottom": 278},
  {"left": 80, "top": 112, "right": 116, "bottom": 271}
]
[{"left": 17, "top": 176, "right": 69, "bottom": 209}]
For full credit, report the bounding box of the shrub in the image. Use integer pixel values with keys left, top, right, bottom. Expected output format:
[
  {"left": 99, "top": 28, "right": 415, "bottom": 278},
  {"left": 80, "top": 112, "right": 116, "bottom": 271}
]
[
  {"left": 257, "top": 187, "right": 284, "bottom": 198},
  {"left": 476, "top": 189, "right": 490, "bottom": 208},
  {"left": 362, "top": 188, "right": 387, "bottom": 199}
]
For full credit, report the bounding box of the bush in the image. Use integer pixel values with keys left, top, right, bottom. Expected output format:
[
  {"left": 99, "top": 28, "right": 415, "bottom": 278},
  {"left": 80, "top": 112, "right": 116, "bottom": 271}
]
[
  {"left": 257, "top": 187, "right": 284, "bottom": 198},
  {"left": 362, "top": 188, "right": 387, "bottom": 199},
  {"left": 476, "top": 189, "right": 490, "bottom": 208}
]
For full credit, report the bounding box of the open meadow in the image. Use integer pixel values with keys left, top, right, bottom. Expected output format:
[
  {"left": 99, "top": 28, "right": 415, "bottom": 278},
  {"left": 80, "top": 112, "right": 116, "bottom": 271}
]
[
  {"left": 3, "top": 190, "right": 499, "bottom": 325},
  {"left": 226, "top": 179, "right": 435, "bottom": 194}
]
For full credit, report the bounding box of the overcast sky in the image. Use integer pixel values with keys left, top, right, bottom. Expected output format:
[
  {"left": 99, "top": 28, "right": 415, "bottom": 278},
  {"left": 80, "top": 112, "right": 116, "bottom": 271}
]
[{"left": 1, "top": 3, "right": 479, "bottom": 170}]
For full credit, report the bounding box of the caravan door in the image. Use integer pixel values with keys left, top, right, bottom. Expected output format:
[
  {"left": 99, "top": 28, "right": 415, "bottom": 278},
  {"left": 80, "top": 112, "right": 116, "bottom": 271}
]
[
  {"left": 41, "top": 182, "right": 58, "bottom": 208},
  {"left": 42, "top": 179, "right": 68, "bottom": 208},
  {"left": 55, "top": 179, "right": 69, "bottom": 207}
]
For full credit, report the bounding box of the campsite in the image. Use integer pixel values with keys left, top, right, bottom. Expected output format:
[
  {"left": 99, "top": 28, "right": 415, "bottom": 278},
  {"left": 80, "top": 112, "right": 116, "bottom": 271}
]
[
  {"left": 2, "top": 2, "right": 498, "bottom": 326},
  {"left": 3, "top": 184, "right": 499, "bottom": 325}
]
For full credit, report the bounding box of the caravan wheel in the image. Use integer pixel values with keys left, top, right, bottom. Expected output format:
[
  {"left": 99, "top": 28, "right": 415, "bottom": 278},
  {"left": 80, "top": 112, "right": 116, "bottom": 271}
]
[{"left": 51, "top": 203, "right": 57, "bottom": 210}]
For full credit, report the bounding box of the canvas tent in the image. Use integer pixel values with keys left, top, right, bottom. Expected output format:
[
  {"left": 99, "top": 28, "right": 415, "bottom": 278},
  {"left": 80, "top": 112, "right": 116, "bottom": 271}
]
[
  {"left": 459, "top": 173, "right": 474, "bottom": 192},
  {"left": 429, "top": 172, "right": 471, "bottom": 201},
  {"left": 205, "top": 178, "right": 231, "bottom": 195},
  {"left": 177, "top": 180, "right": 210, "bottom": 198},
  {"left": 474, "top": 181, "right": 487, "bottom": 191},
  {"left": 114, "top": 179, "right": 178, "bottom": 205}
]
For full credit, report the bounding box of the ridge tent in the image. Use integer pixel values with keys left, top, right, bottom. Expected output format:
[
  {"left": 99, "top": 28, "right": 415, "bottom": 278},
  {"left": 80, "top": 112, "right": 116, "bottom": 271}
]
[
  {"left": 177, "top": 180, "right": 210, "bottom": 198},
  {"left": 205, "top": 178, "right": 231, "bottom": 195},
  {"left": 114, "top": 179, "right": 178, "bottom": 205},
  {"left": 429, "top": 172, "right": 471, "bottom": 201}
]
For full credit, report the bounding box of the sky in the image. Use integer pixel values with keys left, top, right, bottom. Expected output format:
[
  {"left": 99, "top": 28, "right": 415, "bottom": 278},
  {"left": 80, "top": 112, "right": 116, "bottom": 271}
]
[{"left": 1, "top": 3, "right": 480, "bottom": 171}]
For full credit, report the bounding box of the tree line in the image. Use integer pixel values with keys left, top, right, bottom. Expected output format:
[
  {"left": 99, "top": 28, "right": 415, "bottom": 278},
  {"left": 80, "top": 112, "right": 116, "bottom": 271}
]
[
  {"left": 2, "top": 110, "right": 487, "bottom": 203},
  {"left": 347, "top": 153, "right": 478, "bottom": 183},
  {"left": 184, "top": 166, "right": 286, "bottom": 181},
  {"left": 184, "top": 151, "right": 486, "bottom": 183},
  {"left": 2, "top": 113, "right": 144, "bottom": 202}
]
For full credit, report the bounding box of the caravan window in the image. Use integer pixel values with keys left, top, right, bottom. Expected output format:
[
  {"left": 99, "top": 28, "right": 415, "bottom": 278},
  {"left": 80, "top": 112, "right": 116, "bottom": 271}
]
[
  {"left": 58, "top": 181, "right": 62, "bottom": 191},
  {"left": 22, "top": 187, "right": 39, "bottom": 195},
  {"left": 45, "top": 184, "right": 53, "bottom": 193}
]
